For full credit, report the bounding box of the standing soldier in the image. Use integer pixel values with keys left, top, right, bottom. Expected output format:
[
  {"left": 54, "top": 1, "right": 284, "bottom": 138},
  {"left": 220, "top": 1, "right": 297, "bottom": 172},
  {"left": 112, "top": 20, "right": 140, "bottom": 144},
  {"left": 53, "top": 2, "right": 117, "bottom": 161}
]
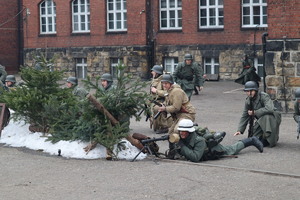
[
  {"left": 150, "top": 65, "right": 169, "bottom": 134},
  {"left": 235, "top": 54, "right": 261, "bottom": 86},
  {"left": 154, "top": 74, "right": 196, "bottom": 155},
  {"left": 0, "top": 64, "right": 7, "bottom": 84},
  {"left": 173, "top": 53, "right": 204, "bottom": 99},
  {"left": 66, "top": 76, "right": 88, "bottom": 98},
  {"left": 234, "top": 81, "right": 281, "bottom": 147},
  {"left": 100, "top": 73, "right": 115, "bottom": 91},
  {"left": 293, "top": 88, "right": 300, "bottom": 139}
]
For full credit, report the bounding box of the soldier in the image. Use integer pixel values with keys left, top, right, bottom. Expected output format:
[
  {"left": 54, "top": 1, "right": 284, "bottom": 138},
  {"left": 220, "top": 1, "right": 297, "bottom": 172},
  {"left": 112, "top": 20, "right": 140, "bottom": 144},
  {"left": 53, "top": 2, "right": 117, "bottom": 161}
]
[
  {"left": 100, "top": 73, "right": 115, "bottom": 91},
  {"left": 173, "top": 53, "right": 204, "bottom": 99},
  {"left": 293, "top": 89, "right": 300, "bottom": 139},
  {"left": 234, "top": 54, "right": 261, "bottom": 86},
  {"left": 154, "top": 74, "right": 196, "bottom": 153},
  {"left": 66, "top": 76, "right": 88, "bottom": 98},
  {"left": 234, "top": 81, "right": 281, "bottom": 147},
  {"left": 167, "top": 119, "right": 263, "bottom": 162},
  {"left": 150, "top": 65, "right": 170, "bottom": 134},
  {"left": 0, "top": 64, "right": 7, "bottom": 84},
  {"left": 4, "top": 75, "right": 17, "bottom": 91}
]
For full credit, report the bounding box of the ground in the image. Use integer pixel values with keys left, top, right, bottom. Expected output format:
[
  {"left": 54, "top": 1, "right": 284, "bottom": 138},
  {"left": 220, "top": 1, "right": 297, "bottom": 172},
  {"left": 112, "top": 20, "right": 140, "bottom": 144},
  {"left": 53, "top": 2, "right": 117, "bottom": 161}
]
[{"left": 0, "top": 80, "right": 300, "bottom": 200}]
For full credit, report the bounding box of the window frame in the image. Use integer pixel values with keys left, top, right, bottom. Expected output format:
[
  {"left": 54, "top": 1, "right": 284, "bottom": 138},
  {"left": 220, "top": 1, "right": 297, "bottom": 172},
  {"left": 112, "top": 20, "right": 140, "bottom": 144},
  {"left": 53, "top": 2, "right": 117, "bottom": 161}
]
[
  {"left": 75, "top": 58, "right": 88, "bottom": 79},
  {"left": 242, "top": 0, "right": 267, "bottom": 28},
  {"left": 72, "top": 0, "right": 90, "bottom": 33},
  {"left": 199, "top": 0, "right": 224, "bottom": 29},
  {"left": 39, "top": 0, "right": 56, "bottom": 34},
  {"left": 203, "top": 57, "right": 219, "bottom": 75},
  {"left": 110, "top": 58, "right": 123, "bottom": 78},
  {"left": 160, "top": 0, "right": 182, "bottom": 30},
  {"left": 107, "top": 0, "right": 127, "bottom": 32},
  {"left": 164, "top": 57, "right": 178, "bottom": 74}
]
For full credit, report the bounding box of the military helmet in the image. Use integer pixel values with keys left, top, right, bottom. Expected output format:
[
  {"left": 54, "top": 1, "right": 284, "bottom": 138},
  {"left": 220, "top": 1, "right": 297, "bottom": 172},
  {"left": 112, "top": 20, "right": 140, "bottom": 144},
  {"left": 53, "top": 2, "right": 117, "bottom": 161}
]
[
  {"left": 151, "top": 65, "right": 163, "bottom": 75},
  {"left": 177, "top": 119, "right": 195, "bottom": 132},
  {"left": 295, "top": 88, "right": 300, "bottom": 99},
  {"left": 161, "top": 74, "right": 174, "bottom": 84},
  {"left": 101, "top": 73, "right": 113, "bottom": 82},
  {"left": 67, "top": 76, "right": 78, "bottom": 85},
  {"left": 184, "top": 53, "right": 193, "bottom": 60},
  {"left": 5, "top": 75, "right": 16, "bottom": 83},
  {"left": 244, "top": 81, "right": 258, "bottom": 91}
]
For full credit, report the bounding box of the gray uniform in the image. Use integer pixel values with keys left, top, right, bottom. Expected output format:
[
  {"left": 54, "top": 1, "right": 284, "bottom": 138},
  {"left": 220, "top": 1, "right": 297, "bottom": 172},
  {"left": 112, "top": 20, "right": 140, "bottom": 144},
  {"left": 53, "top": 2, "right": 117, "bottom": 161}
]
[{"left": 237, "top": 92, "right": 281, "bottom": 147}]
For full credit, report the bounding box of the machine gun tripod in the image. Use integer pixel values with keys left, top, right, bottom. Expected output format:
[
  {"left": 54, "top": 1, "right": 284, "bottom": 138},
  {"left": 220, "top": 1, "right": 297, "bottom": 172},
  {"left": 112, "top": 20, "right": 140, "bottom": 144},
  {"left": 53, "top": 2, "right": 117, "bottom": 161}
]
[{"left": 131, "top": 135, "right": 169, "bottom": 162}]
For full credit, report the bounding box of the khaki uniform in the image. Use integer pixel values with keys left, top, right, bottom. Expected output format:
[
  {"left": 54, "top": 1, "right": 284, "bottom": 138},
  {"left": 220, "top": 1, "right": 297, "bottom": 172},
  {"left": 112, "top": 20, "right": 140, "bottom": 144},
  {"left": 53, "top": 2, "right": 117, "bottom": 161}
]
[
  {"left": 237, "top": 92, "right": 281, "bottom": 147},
  {"left": 173, "top": 61, "right": 204, "bottom": 99},
  {"left": 150, "top": 76, "right": 169, "bottom": 131},
  {"left": 158, "top": 84, "right": 196, "bottom": 135}
]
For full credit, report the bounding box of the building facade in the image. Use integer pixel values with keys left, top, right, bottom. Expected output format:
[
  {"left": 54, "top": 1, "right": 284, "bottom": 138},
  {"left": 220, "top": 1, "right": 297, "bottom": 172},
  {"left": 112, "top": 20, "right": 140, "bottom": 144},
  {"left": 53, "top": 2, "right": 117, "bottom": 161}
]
[
  {"left": 0, "top": 0, "right": 22, "bottom": 73},
  {"left": 21, "top": 0, "right": 300, "bottom": 110}
]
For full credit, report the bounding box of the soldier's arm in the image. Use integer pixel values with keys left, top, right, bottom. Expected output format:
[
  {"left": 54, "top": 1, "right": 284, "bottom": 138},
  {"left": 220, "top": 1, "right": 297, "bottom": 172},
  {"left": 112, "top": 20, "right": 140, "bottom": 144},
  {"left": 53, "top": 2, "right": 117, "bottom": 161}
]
[
  {"left": 237, "top": 101, "right": 250, "bottom": 134},
  {"left": 254, "top": 94, "right": 274, "bottom": 118},
  {"left": 179, "top": 137, "right": 206, "bottom": 162},
  {"left": 193, "top": 63, "right": 203, "bottom": 87},
  {"left": 165, "top": 91, "right": 185, "bottom": 113}
]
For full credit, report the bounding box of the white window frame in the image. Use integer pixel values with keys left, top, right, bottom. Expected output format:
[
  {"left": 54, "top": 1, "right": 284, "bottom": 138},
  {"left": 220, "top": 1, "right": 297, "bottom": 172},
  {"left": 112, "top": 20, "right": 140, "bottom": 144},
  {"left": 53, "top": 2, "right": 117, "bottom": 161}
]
[
  {"left": 107, "top": 0, "right": 127, "bottom": 32},
  {"left": 164, "top": 57, "right": 178, "bottom": 74},
  {"left": 242, "top": 0, "right": 267, "bottom": 28},
  {"left": 40, "top": 0, "right": 56, "bottom": 34},
  {"left": 199, "top": 0, "right": 224, "bottom": 29},
  {"left": 76, "top": 58, "right": 87, "bottom": 79},
  {"left": 254, "top": 57, "right": 264, "bottom": 78},
  {"left": 204, "top": 57, "right": 219, "bottom": 74},
  {"left": 110, "top": 58, "right": 123, "bottom": 78},
  {"left": 160, "top": 0, "right": 182, "bottom": 30},
  {"left": 72, "top": 0, "right": 90, "bottom": 33}
]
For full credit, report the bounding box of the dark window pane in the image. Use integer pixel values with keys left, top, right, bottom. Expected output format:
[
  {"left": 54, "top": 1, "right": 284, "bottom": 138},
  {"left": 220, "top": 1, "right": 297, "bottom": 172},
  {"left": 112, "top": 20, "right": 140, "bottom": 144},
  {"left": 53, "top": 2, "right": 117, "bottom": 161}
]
[
  {"left": 253, "top": 6, "right": 260, "bottom": 15},
  {"left": 201, "top": 18, "right": 207, "bottom": 26},
  {"left": 253, "top": 16, "right": 260, "bottom": 24},
  {"left": 243, "top": 7, "right": 250, "bottom": 15},
  {"left": 243, "top": 16, "right": 250, "bottom": 24}
]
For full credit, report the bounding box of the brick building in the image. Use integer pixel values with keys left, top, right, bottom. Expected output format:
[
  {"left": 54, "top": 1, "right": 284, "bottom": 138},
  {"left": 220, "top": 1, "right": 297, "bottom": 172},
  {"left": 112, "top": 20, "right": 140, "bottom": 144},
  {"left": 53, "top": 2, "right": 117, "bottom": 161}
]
[
  {"left": 19, "top": 0, "right": 300, "bottom": 110},
  {"left": 0, "top": 0, "right": 23, "bottom": 73}
]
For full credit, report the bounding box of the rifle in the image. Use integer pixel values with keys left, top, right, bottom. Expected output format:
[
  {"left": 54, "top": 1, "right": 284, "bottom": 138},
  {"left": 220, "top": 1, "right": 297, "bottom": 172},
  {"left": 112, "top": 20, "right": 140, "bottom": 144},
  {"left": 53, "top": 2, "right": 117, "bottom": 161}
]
[
  {"left": 248, "top": 97, "right": 254, "bottom": 138},
  {"left": 152, "top": 100, "right": 164, "bottom": 120},
  {"left": 138, "top": 104, "right": 151, "bottom": 122},
  {"left": 297, "top": 117, "right": 300, "bottom": 139},
  {"left": 131, "top": 135, "right": 169, "bottom": 162}
]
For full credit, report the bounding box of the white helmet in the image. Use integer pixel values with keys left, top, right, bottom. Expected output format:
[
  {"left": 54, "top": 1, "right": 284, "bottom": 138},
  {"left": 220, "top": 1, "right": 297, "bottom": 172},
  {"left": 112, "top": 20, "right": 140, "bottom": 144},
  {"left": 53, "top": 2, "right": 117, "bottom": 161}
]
[{"left": 177, "top": 119, "right": 195, "bottom": 132}]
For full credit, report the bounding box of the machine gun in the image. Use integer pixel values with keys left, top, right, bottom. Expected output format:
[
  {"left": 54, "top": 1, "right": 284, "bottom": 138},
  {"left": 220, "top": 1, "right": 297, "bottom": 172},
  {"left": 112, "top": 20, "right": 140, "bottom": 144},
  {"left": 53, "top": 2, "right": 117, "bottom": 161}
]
[
  {"left": 248, "top": 97, "right": 254, "bottom": 138},
  {"left": 131, "top": 135, "right": 169, "bottom": 162}
]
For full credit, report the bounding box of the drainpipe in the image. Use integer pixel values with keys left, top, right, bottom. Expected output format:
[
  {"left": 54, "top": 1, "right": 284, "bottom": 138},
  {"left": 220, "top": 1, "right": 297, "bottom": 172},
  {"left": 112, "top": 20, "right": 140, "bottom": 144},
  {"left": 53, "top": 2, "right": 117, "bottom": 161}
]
[
  {"left": 281, "top": 36, "right": 288, "bottom": 113},
  {"left": 18, "top": 0, "right": 24, "bottom": 70},
  {"left": 262, "top": 32, "right": 268, "bottom": 92}
]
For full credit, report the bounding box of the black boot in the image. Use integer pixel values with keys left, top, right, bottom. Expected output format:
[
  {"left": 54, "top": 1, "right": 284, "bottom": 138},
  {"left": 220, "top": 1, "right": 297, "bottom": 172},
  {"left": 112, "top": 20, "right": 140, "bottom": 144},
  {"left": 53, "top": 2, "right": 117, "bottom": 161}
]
[
  {"left": 241, "top": 136, "right": 263, "bottom": 153},
  {"left": 213, "top": 132, "right": 226, "bottom": 144}
]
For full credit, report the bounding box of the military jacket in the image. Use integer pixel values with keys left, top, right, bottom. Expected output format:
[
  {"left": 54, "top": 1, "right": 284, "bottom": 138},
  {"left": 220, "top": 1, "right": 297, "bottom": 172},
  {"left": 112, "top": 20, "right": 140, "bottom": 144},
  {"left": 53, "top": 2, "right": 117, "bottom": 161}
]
[
  {"left": 150, "top": 75, "right": 166, "bottom": 101},
  {"left": 0, "top": 64, "right": 7, "bottom": 83},
  {"left": 164, "top": 84, "right": 196, "bottom": 116},
  {"left": 293, "top": 101, "right": 300, "bottom": 122},
  {"left": 173, "top": 61, "right": 204, "bottom": 91},
  {"left": 73, "top": 86, "right": 88, "bottom": 98}
]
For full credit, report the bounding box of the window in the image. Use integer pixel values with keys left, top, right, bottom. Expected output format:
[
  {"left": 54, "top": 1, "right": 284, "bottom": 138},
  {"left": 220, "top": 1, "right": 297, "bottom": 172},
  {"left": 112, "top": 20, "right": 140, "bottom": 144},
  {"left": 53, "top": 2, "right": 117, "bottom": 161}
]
[
  {"left": 199, "top": 0, "right": 224, "bottom": 29},
  {"left": 254, "top": 57, "right": 264, "bottom": 78},
  {"left": 107, "top": 0, "right": 127, "bottom": 32},
  {"left": 72, "top": 0, "right": 90, "bottom": 33},
  {"left": 164, "top": 57, "right": 178, "bottom": 74},
  {"left": 160, "top": 0, "right": 182, "bottom": 30},
  {"left": 76, "top": 58, "right": 87, "bottom": 79},
  {"left": 242, "top": 0, "right": 267, "bottom": 28},
  {"left": 40, "top": 0, "right": 56, "bottom": 34},
  {"left": 110, "top": 58, "right": 123, "bottom": 78},
  {"left": 204, "top": 57, "right": 219, "bottom": 74}
]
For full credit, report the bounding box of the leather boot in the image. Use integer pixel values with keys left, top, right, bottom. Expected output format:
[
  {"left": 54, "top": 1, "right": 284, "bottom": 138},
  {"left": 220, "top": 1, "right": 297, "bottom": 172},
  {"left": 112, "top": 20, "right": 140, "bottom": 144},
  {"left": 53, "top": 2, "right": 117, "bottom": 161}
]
[
  {"left": 213, "top": 132, "right": 226, "bottom": 143},
  {"left": 241, "top": 136, "right": 263, "bottom": 153}
]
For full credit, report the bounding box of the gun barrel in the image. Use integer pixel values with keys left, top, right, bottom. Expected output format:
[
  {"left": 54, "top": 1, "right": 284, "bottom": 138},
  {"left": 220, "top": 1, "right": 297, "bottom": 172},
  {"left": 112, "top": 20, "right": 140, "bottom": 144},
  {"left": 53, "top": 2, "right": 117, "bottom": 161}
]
[
  {"left": 153, "top": 111, "right": 161, "bottom": 119},
  {"left": 141, "top": 135, "right": 169, "bottom": 144}
]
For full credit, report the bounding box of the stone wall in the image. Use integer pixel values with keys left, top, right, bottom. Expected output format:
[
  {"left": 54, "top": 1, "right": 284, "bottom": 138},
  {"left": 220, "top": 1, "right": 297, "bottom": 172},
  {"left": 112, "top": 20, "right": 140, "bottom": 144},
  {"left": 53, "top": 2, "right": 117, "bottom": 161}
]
[
  {"left": 23, "top": 46, "right": 150, "bottom": 80},
  {"left": 265, "top": 39, "right": 300, "bottom": 112}
]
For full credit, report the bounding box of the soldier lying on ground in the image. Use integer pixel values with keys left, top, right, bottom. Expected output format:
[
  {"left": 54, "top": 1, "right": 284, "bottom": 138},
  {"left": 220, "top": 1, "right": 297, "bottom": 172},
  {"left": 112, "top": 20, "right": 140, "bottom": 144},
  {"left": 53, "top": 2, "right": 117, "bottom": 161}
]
[{"left": 167, "top": 119, "right": 263, "bottom": 162}]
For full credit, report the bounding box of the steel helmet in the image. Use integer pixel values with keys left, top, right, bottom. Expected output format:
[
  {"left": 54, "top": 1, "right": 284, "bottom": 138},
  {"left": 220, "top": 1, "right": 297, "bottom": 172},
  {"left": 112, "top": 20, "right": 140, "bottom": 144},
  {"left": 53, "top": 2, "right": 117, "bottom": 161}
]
[
  {"left": 244, "top": 81, "right": 258, "bottom": 91},
  {"left": 184, "top": 53, "right": 193, "bottom": 60},
  {"left": 101, "top": 73, "right": 113, "bottom": 82},
  {"left": 177, "top": 119, "right": 195, "bottom": 132},
  {"left": 151, "top": 65, "right": 163, "bottom": 75},
  {"left": 161, "top": 74, "right": 174, "bottom": 84},
  {"left": 295, "top": 88, "right": 300, "bottom": 99},
  {"left": 5, "top": 75, "right": 16, "bottom": 83},
  {"left": 67, "top": 76, "right": 78, "bottom": 85}
]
